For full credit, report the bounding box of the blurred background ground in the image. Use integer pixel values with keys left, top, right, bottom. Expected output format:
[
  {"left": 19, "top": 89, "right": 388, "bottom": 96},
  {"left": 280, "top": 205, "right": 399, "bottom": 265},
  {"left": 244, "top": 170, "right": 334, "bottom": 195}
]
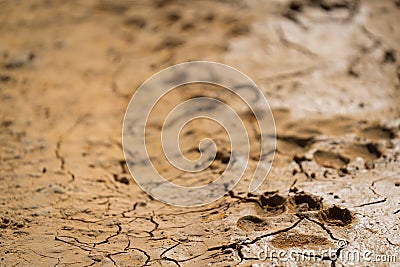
[{"left": 0, "top": 0, "right": 399, "bottom": 266}]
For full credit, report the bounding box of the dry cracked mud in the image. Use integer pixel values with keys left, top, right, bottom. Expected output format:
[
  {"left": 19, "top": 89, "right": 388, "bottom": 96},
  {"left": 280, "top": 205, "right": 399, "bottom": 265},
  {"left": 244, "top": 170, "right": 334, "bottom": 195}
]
[{"left": 0, "top": 0, "right": 400, "bottom": 266}]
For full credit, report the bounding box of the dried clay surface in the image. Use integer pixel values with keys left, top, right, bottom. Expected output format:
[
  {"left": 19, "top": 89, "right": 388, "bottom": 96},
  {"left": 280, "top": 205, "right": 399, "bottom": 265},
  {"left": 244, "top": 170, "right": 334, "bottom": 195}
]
[{"left": 0, "top": 0, "right": 400, "bottom": 266}]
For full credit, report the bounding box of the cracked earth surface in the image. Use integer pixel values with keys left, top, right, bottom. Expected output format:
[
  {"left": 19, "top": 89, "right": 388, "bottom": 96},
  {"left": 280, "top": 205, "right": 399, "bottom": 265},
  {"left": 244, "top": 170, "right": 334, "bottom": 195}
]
[{"left": 0, "top": 0, "right": 400, "bottom": 266}]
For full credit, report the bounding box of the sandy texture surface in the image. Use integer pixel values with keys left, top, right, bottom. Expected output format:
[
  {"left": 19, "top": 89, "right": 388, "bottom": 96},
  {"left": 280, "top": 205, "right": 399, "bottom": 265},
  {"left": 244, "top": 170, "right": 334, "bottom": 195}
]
[{"left": 0, "top": 0, "right": 399, "bottom": 266}]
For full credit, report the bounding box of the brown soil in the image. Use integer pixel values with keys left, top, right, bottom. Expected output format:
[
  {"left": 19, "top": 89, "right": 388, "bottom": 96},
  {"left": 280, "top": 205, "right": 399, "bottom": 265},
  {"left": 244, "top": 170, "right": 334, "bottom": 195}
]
[{"left": 1, "top": 0, "right": 400, "bottom": 266}]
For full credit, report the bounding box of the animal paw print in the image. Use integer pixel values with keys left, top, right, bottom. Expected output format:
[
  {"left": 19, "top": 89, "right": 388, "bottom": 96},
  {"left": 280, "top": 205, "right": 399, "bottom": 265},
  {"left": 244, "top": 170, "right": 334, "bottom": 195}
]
[{"left": 236, "top": 191, "right": 353, "bottom": 231}]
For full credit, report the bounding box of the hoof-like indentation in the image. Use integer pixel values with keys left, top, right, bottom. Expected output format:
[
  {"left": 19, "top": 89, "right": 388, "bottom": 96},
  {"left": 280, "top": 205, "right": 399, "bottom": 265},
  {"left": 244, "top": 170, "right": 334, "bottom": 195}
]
[
  {"left": 313, "top": 150, "right": 350, "bottom": 169},
  {"left": 290, "top": 192, "right": 322, "bottom": 212},
  {"left": 237, "top": 215, "right": 269, "bottom": 231},
  {"left": 259, "top": 191, "right": 287, "bottom": 216},
  {"left": 277, "top": 135, "right": 314, "bottom": 156},
  {"left": 359, "top": 125, "right": 396, "bottom": 140},
  {"left": 321, "top": 205, "right": 353, "bottom": 226},
  {"left": 344, "top": 142, "right": 382, "bottom": 161}
]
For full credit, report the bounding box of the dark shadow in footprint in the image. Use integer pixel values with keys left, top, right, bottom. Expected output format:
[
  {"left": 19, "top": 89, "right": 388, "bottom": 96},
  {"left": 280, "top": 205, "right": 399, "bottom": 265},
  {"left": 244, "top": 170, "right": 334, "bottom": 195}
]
[
  {"left": 359, "top": 125, "right": 397, "bottom": 140},
  {"left": 313, "top": 150, "right": 350, "bottom": 169},
  {"left": 259, "top": 191, "right": 287, "bottom": 216},
  {"left": 321, "top": 205, "right": 353, "bottom": 226},
  {"left": 237, "top": 215, "right": 269, "bottom": 231},
  {"left": 277, "top": 135, "right": 315, "bottom": 156},
  {"left": 344, "top": 143, "right": 382, "bottom": 161},
  {"left": 289, "top": 192, "right": 323, "bottom": 212}
]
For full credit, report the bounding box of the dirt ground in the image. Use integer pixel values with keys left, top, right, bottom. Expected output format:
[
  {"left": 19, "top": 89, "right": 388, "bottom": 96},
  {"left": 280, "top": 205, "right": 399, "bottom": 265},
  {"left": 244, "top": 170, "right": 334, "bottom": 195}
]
[{"left": 0, "top": 0, "right": 399, "bottom": 266}]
